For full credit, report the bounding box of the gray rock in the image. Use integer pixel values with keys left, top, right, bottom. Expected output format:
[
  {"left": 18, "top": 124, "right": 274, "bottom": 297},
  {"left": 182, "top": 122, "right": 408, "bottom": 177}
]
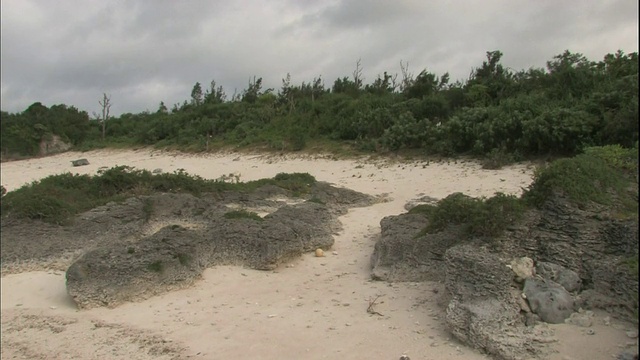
[
  {"left": 444, "top": 245, "right": 550, "bottom": 359},
  {"left": 370, "top": 214, "right": 464, "bottom": 282},
  {"left": 71, "top": 158, "right": 90, "bottom": 167},
  {"left": 523, "top": 278, "right": 574, "bottom": 324},
  {"left": 617, "top": 351, "right": 639, "bottom": 360},
  {"left": 152, "top": 168, "right": 163, "bottom": 174},
  {"left": 64, "top": 183, "right": 376, "bottom": 309},
  {"left": 536, "top": 261, "right": 582, "bottom": 293}
]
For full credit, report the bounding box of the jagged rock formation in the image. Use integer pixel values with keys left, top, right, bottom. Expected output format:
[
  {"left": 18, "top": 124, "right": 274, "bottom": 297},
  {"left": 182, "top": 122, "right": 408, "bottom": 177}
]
[
  {"left": 1, "top": 181, "right": 376, "bottom": 309},
  {"left": 370, "top": 192, "right": 638, "bottom": 359}
]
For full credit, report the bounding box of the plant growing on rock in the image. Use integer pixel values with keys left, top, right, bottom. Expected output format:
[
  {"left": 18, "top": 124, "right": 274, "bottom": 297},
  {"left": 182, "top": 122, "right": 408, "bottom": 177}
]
[
  {"left": 224, "top": 210, "right": 263, "bottom": 221},
  {"left": 412, "top": 192, "right": 525, "bottom": 239}
]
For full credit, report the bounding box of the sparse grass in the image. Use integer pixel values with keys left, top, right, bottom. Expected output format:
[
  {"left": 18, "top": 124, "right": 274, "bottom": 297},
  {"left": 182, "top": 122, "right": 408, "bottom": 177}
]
[
  {"left": 147, "top": 260, "right": 164, "bottom": 273},
  {"left": 620, "top": 256, "right": 639, "bottom": 280},
  {"left": 481, "top": 148, "right": 518, "bottom": 170},
  {"left": 307, "top": 196, "right": 326, "bottom": 205},
  {"left": 175, "top": 253, "right": 192, "bottom": 266},
  {"left": 224, "top": 210, "right": 264, "bottom": 221},
  {"left": 142, "top": 198, "right": 154, "bottom": 222}
]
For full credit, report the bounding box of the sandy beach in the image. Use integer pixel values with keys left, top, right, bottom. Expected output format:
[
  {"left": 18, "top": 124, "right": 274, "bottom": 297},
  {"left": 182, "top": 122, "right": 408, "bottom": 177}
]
[{"left": 1, "top": 149, "right": 636, "bottom": 360}]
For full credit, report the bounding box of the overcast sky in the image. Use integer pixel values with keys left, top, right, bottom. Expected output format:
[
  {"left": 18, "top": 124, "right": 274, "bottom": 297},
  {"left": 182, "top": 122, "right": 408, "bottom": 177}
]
[{"left": 1, "top": 0, "right": 638, "bottom": 116}]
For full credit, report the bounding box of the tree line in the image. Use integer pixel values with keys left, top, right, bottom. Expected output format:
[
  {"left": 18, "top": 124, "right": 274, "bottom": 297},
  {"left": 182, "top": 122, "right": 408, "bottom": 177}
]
[{"left": 1, "top": 49, "right": 637, "bottom": 160}]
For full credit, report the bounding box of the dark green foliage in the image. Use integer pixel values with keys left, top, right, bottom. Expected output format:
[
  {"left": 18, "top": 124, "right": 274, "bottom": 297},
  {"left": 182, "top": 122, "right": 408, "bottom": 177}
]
[
  {"left": 272, "top": 172, "right": 316, "bottom": 194},
  {"left": 413, "top": 192, "right": 525, "bottom": 239},
  {"left": 420, "top": 193, "right": 484, "bottom": 233},
  {"left": 147, "top": 260, "right": 164, "bottom": 273},
  {"left": 223, "top": 210, "right": 264, "bottom": 222},
  {"left": 142, "top": 198, "right": 154, "bottom": 222},
  {"left": 523, "top": 147, "right": 637, "bottom": 208},
  {"left": 1, "top": 103, "right": 90, "bottom": 158},
  {"left": 467, "top": 193, "right": 525, "bottom": 237},
  {"left": 1, "top": 173, "right": 98, "bottom": 224},
  {"left": 2, "top": 50, "right": 637, "bottom": 162}
]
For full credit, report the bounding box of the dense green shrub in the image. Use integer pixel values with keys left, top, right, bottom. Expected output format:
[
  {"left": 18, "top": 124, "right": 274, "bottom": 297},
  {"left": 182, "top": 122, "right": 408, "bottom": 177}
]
[
  {"left": 523, "top": 151, "right": 634, "bottom": 207},
  {"left": 2, "top": 50, "right": 637, "bottom": 162},
  {"left": 412, "top": 192, "right": 525, "bottom": 239}
]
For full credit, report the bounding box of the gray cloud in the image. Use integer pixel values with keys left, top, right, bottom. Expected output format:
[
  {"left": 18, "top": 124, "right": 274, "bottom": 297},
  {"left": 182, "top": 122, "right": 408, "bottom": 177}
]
[{"left": 1, "top": 0, "right": 637, "bottom": 115}]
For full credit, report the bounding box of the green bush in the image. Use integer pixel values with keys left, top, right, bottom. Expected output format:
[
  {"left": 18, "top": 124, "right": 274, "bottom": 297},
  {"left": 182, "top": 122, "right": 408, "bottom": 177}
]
[
  {"left": 414, "top": 192, "right": 525, "bottom": 239},
  {"left": 582, "top": 144, "right": 638, "bottom": 172},
  {"left": 0, "top": 167, "right": 316, "bottom": 225},
  {"left": 523, "top": 152, "right": 631, "bottom": 207},
  {"left": 468, "top": 193, "right": 525, "bottom": 237},
  {"left": 272, "top": 172, "right": 316, "bottom": 194},
  {"left": 422, "top": 193, "right": 482, "bottom": 233}
]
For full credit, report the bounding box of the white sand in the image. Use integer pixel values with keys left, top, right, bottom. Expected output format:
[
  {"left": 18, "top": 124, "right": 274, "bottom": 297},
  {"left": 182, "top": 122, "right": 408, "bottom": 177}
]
[{"left": 1, "top": 149, "right": 636, "bottom": 360}]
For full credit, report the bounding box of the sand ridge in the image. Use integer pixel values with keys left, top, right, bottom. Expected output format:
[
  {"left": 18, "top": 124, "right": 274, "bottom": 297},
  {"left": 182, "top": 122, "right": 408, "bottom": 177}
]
[{"left": 1, "top": 149, "right": 636, "bottom": 360}]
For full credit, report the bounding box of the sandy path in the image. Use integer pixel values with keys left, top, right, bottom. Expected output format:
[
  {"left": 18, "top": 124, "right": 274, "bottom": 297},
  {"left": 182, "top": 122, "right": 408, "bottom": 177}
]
[{"left": 1, "top": 149, "right": 636, "bottom": 360}]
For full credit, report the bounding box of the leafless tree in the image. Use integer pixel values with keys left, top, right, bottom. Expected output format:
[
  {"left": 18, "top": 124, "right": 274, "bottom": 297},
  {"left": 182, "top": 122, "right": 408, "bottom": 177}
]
[
  {"left": 353, "top": 58, "right": 364, "bottom": 89},
  {"left": 98, "top": 93, "right": 112, "bottom": 140},
  {"left": 399, "top": 60, "right": 414, "bottom": 93}
]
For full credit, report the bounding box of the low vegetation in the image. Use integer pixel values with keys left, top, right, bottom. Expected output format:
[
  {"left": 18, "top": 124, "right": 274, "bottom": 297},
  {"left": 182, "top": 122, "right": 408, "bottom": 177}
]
[
  {"left": 411, "top": 145, "right": 638, "bottom": 240},
  {"left": 411, "top": 192, "right": 525, "bottom": 239},
  {"left": 524, "top": 144, "right": 638, "bottom": 210},
  {"left": 223, "top": 210, "right": 264, "bottom": 222},
  {"left": 0, "top": 167, "right": 316, "bottom": 225}
]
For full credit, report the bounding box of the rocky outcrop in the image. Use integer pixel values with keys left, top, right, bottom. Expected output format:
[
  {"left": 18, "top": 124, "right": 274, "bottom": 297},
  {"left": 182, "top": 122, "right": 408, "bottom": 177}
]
[
  {"left": 1, "top": 181, "right": 375, "bottom": 309},
  {"left": 66, "top": 201, "right": 340, "bottom": 309},
  {"left": 444, "top": 245, "right": 554, "bottom": 359},
  {"left": 64, "top": 182, "right": 375, "bottom": 309},
  {"left": 370, "top": 214, "right": 463, "bottom": 282},
  {"left": 371, "top": 191, "right": 638, "bottom": 359},
  {"left": 39, "top": 134, "right": 72, "bottom": 156}
]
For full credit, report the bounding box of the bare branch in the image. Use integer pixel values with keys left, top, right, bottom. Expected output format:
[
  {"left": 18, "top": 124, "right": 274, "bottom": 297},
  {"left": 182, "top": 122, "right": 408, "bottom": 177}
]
[
  {"left": 98, "top": 93, "right": 112, "bottom": 140},
  {"left": 367, "top": 295, "right": 385, "bottom": 316},
  {"left": 400, "top": 60, "right": 414, "bottom": 92},
  {"left": 353, "top": 58, "right": 364, "bottom": 89}
]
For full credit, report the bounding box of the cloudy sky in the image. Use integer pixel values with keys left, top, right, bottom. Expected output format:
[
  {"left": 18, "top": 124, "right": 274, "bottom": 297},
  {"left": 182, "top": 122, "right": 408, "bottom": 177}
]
[{"left": 1, "top": 0, "right": 638, "bottom": 116}]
